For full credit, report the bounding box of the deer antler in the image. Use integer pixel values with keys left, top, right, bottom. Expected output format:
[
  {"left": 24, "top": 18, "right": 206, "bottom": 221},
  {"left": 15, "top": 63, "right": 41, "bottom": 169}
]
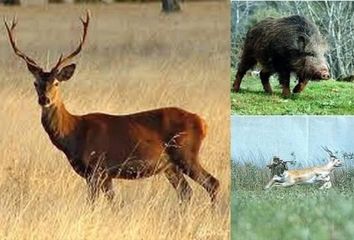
[
  {"left": 51, "top": 10, "right": 90, "bottom": 72},
  {"left": 4, "top": 16, "right": 40, "bottom": 68},
  {"left": 322, "top": 146, "right": 336, "bottom": 157}
]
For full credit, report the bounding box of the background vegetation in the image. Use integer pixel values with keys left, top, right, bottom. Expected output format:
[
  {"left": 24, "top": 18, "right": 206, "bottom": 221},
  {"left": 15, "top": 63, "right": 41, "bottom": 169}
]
[
  {"left": 230, "top": 74, "right": 354, "bottom": 115},
  {"left": 0, "top": 2, "right": 230, "bottom": 239},
  {"left": 232, "top": 153, "right": 354, "bottom": 240}
]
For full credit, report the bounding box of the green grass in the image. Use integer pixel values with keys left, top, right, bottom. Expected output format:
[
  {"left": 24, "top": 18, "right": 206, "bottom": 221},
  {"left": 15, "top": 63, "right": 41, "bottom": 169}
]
[
  {"left": 232, "top": 162, "right": 354, "bottom": 240},
  {"left": 231, "top": 75, "right": 354, "bottom": 115}
]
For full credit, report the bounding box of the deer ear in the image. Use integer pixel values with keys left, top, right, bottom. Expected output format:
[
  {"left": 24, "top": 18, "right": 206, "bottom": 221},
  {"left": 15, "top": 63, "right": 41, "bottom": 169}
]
[
  {"left": 27, "top": 63, "right": 42, "bottom": 78},
  {"left": 57, "top": 64, "right": 76, "bottom": 82}
]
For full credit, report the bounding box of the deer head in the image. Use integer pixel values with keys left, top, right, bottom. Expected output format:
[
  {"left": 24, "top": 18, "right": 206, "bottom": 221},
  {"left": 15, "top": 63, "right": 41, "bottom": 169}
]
[
  {"left": 5, "top": 11, "right": 90, "bottom": 107},
  {"left": 322, "top": 146, "right": 343, "bottom": 168}
]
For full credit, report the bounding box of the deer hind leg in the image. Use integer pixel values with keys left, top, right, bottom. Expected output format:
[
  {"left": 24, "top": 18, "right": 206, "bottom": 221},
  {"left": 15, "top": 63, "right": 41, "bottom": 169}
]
[
  {"left": 188, "top": 164, "right": 219, "bottom": 205},
  {"left": 166, "top": 125, "right": 219, "bottom": 205},
  {"left": 316, "top": 174, "right": 331, "bottom": 190},
  {"left": 319, "top": 181, "right": 330, "bottom": 189},
  {"left": 167, "top": 147, "right": 219, "bottom": 205},
  {"left": 164, "top": 166, "right": 193, "bottom": 204}
]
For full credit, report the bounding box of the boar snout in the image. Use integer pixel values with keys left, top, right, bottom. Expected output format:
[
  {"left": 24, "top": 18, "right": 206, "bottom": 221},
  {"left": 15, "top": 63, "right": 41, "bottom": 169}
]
[{"left": 319, "top": 65, "right": 330, "bottom": 80}]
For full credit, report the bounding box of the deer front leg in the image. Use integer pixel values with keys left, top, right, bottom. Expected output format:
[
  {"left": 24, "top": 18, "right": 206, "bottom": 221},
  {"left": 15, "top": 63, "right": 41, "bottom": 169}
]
[
  {"left": 265, "top": 175, "right": 282, "bottom": 190},
  {"left": 85, "top": 164, "right": 109, "bottom": 204},
  {"left": 277, "top": 181, "right": 295, "bottom": 188},
  {"left": 316, "top": 174, "right": 330, "bottom": 182},
  {"left": 86, "top": 169, "right": 115, "bottom": 204},
  {"left": 86, "top": 151, "right": 114, "bottom": 203},
  {"left": 86, "top": 174, "right": 100, "bottom": 204},
  {"left": 319, "top": 181, "right": 332, "bottom": 190}
]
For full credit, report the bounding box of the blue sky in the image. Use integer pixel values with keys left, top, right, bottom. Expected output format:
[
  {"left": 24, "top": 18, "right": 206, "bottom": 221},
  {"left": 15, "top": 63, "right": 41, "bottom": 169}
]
[{"left": 231, "top": 116, "right": 354, "bottom": 167}]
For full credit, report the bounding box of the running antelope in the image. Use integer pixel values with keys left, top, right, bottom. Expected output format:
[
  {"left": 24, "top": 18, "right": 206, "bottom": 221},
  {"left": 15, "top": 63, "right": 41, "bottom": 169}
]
[
  {"left": 5, "top": 12, "right": 219, "bottom": 204},
  {"left": 265, "top": 148, "right": 343, "bottom": 190}
]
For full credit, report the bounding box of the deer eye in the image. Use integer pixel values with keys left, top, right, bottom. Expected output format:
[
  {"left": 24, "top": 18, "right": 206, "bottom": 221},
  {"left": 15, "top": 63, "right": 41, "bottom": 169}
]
[{"left": 54, "top": 82, "right": 59, "bottom": 87}]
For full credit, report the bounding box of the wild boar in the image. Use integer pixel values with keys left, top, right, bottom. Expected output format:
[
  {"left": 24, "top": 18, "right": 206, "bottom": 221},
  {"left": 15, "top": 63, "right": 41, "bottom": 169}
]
[{"left": 233, "top": 15, "right": 330, "bottom": 97}]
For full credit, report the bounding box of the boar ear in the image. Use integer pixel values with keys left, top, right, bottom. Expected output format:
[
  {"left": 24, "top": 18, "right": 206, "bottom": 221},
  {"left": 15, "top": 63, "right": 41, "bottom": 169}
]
[{"left": 297, "top": 36, "right": 306, "bottom": 51}]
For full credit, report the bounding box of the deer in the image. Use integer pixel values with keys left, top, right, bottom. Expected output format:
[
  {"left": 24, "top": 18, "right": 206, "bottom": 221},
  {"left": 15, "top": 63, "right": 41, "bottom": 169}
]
[
  {"left": 4, "top": 11, "right": 220, "bottom": 205},
  {"left": 264, "top": 147, "right": 343, "bottom": 190}
]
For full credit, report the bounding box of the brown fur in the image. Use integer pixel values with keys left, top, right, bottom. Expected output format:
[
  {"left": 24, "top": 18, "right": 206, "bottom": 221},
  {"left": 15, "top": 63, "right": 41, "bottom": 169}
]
[{"left": 41, "top": 94, "right": 219, "bottom": 204}]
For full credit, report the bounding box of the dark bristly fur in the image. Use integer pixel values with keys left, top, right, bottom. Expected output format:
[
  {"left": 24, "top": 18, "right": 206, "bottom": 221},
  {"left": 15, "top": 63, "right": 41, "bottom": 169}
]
[{"left": 233, "top": 15, "right": 330, "bottom": 97}]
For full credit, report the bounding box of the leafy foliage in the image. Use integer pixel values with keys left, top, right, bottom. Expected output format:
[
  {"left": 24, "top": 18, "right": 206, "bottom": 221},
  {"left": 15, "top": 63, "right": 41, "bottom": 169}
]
[
  {"left": 231, "top": 74, "right": 354, "bottom": 115},
  {"left": 232, "top": 157, "right": 354, "bottom": 240}
]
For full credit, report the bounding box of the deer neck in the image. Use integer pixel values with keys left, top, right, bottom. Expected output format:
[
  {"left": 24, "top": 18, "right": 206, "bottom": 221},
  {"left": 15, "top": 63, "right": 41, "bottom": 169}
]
[
  {"left": 321, "top": 161, "right": 335, "bottom": 172},
  {"left": 41, "top": 95, "right": 78, "bottom": 139},
  {"left": 40, "top": 94, "right": 87, "bottom": 177}
]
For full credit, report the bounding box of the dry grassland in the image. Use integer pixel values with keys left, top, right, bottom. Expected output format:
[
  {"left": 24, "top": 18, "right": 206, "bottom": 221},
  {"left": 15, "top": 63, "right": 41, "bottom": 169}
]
[{"left": 0, "top": 2, "right": 230, "bottom": 240}]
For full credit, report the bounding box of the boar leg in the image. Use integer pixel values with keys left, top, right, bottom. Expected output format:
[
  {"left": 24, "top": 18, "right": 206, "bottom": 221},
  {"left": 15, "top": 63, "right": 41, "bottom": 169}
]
[
  {"left": 260, "top": 70, "right": 272, "bottom": 94},
  {"left": 233, "top": 56, "right": 256, "bottom": 92},
  {"left": 279, "top": 72, "right": 291, "bottom": 97},
  {"left": 293, "top": 79, "right": 308, "bottom": 93}
]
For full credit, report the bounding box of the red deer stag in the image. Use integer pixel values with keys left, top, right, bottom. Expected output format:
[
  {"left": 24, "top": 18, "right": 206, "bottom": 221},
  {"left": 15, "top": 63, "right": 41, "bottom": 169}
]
[{"left": 5, "top": 12, "right": 219, "bottom": 205}]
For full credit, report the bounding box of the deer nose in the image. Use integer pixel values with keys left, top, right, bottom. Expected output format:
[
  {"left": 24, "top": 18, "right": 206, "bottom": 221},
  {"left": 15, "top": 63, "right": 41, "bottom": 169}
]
[{"left": 38, "top": 95, "right": 50, "bottom": 106}]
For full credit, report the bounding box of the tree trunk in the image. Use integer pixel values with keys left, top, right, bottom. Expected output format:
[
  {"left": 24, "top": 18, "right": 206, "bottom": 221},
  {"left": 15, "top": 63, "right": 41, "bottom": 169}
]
[
  {"left": 162, "top": 0, "right": 181, "bottom": 13},
  {"left": 22, "top": 0, "right": 48, "bottom": 4}
]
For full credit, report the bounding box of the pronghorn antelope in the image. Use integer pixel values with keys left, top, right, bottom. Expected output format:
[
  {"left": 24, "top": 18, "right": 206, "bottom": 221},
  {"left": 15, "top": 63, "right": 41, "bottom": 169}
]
[
  {"left": 265, "top": 148, "right": 343, "bottom": 190},
  {"left": 5, "top": 12, "right": 220, "bottom": 204}
]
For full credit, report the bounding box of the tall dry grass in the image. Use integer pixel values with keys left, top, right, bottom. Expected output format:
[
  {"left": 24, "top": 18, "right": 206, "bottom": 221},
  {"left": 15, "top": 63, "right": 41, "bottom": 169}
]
[{"left": 0, "top": 2, "right": 230, "bottom": 240}]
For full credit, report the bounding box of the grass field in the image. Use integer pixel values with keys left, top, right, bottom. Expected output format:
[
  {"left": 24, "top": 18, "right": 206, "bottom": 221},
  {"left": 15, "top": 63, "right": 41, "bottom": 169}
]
[
  {"left": 0, "top": 2, "right": 230, "bottom": 240},
  {"left": 231, "top": 74, "right": 354, "bottom": 115},
  {"left": 232, "top": 162, "right": 354, "bottom": 240}
]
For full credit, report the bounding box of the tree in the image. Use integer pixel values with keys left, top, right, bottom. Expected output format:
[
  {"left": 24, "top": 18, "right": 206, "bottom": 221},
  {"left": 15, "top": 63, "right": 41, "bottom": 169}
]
[{"left": 162, "top": 0, "right": 181, "bottom": 13}]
